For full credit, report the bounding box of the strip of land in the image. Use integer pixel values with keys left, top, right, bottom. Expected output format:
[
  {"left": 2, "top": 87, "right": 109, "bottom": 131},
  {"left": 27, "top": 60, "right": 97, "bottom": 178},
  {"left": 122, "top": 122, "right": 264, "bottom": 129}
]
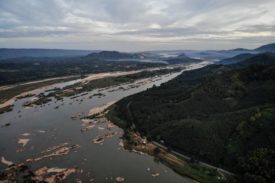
[{"left": 0, "top": 76, "right": 80, "bottom": 108}]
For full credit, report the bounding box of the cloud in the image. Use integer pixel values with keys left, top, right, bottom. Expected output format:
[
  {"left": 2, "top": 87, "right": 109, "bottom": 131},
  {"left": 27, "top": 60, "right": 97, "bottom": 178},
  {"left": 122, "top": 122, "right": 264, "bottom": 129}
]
[{"left": 0, "top": 0, "right": 274, "bottom": 51}]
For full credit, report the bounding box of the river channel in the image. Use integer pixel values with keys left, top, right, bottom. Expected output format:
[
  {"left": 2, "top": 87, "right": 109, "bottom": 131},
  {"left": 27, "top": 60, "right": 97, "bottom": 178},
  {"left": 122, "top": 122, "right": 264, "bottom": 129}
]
[{"left": 0, "top": 62, "right": 210, "bottom": 182}]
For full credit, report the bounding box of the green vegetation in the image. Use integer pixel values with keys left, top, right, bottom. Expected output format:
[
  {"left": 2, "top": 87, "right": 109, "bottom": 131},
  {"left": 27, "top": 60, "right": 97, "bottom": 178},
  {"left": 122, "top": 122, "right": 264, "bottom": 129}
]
[
  {"left": 158, "top": 154, "right": 225, "bottom": 183},
  {"left": 109, "top": 56, "right": 275, "bottom": 182},
  {"left": 107, "top": 105, "right": 226, "bottom": 183},
  {"left": 107, "top": 105, "right": 129, "bottom": 129},
  {"left": 24, "top": 68, "right": 181, "bottom": 107},
  {"left": 233, "top": 108, "right": 275, "bottom": 183},
  {"left": 63, "top": 68, "right": 181, "bottom": 94},
  {"left": 0, "top": 57, "right": 165, "bottom": 86},
  {"left": 171, "top": 162, "right": 225, "bottom": 183},
  {"left": 0, "top": 76, "right": 79, "bottom": 104}
]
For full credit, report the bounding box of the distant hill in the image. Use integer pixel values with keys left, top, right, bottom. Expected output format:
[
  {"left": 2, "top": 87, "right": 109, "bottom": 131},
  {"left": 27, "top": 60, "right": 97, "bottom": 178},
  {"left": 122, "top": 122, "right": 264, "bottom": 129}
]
[
  {"left": 219, "top": 53, "right": 255, "bottom": 65},
  {"left": 86, "top": 51, "right": 137, "bottom": 60},
  {"left": 146, "top": 43, "right": 275, "bottom": 62},
  {"left": 220, "top": 53, "right": 275, "bottom": 65},
  {"left": 255, "top": 43, "right": 275, "bottom": 52},
  {"left": 216, "top": 43, "right": 275, "bottom": 64},
  {"left": 177, "top": 53, "right": 194, "bottom": 59},
  {"left": 228, "top": 48, "right": 251, "bottom": 52},
  {"left": 86, "top": 51, "right": 161, "bottom": 61},
  {"left": 173, "top": 49, "right": 253, "bottom": 61},
  {"left": 2, "top": 42, "right": 274, "bottom": 61},
  {"left": 0, "top": 48, "right": 96, "bottom": 60},
  {"left": 164, "top": 53, "right": 202, "bottom": 64},
  {"left": 237, "top": 53, "right": 275, "bottom": 66}
]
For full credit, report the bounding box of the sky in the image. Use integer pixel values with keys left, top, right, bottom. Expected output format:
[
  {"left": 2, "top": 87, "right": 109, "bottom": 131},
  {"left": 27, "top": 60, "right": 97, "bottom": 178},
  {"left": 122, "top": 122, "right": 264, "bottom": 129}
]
[{"left": 0, "top": 0, "right": 275, "bottom": 51}]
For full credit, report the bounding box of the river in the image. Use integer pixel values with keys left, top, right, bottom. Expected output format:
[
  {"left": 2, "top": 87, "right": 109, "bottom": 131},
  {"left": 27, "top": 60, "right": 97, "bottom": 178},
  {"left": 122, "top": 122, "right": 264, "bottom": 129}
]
[{"left": 0, "top": 61, "right": 210, "bottom": 182}]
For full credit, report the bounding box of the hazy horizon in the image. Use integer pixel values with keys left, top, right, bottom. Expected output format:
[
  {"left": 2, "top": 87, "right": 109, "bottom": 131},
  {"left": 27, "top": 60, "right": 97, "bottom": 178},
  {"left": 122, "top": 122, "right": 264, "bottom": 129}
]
[
  {"left": 0, "top": 0, "right": 275, "bottom": 51},
  {"left": 0, "top": 42, "right": 274, "bottom": 53}
]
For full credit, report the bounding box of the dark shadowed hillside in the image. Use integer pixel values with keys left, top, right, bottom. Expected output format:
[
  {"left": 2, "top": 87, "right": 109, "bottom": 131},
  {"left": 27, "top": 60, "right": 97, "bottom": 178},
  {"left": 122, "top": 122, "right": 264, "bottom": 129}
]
[
  {"left": 109, "top": 56, "right": 275, "bottom": 182},
  {"left": 236, "top": 53, "right": 275, "bottom": 66},
  {"left": 220, "top": 53, "right": 275, "bottom": 65},
  {"left": 219, "top": 53, "right": 254, "bottom": 65},
  {"left": 255, "top": 43, "right": 275, "bottom": 52}
]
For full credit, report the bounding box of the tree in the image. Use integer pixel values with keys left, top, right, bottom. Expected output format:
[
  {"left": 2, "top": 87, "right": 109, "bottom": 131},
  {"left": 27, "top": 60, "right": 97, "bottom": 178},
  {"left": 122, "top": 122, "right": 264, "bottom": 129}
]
[{"left": 153, "top": 147, "right": 161, "bottom": 155}]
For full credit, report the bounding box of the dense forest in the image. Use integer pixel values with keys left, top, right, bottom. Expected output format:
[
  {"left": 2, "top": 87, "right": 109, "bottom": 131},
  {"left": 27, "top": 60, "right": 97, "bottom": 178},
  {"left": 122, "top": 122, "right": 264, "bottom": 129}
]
[{"left": 109, "top": 53, "right": 275, "bottom": 182}]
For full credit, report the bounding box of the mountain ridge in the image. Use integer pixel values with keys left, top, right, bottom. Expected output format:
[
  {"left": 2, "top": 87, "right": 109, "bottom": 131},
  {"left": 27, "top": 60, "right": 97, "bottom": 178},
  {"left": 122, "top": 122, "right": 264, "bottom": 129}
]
[
  {"left": 255, "top": 43, "right": 275, "bottom": 52},
  {"left": 0, "top": 48, "right": 97, "bottom": 60},
  {"left": 164, "top": 53, "right": 202, "bottom": 64}
]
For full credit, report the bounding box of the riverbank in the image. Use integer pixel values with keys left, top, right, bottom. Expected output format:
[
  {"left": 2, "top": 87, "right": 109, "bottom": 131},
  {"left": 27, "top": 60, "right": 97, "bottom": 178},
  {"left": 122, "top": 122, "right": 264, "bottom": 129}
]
[
  {"left": 9, "top": 68, "right": 181, "bottom": 110},
  {"left": 0, "top": 65, "right": 184, "bottom": 111},
  {"left": 0, "top": 76, "right": 81, "bottom": 108},
  {"left": 1, "top": 62, "right": 213, "bottom": 182},
  {"left": 106, "top": 105, "right": 230, "bottom": 183}
]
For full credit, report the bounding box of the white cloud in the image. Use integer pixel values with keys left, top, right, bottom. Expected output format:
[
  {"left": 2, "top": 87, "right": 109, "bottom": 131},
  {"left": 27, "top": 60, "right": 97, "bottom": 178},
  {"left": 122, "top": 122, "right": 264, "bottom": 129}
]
[{"left": 0, "top": 0, "right": 274, "bottom": 51}]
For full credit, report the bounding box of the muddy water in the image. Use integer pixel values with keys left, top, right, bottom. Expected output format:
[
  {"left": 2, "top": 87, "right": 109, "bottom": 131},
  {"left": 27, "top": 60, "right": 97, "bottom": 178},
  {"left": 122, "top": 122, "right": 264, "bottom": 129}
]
[{"left": 0, "top": 62, "right": 210, "bottom": 182}]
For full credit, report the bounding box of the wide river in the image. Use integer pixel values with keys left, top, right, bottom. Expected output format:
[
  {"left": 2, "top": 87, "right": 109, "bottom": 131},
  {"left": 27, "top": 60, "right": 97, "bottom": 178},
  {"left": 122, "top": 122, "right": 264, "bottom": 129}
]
[{"left": 0, "top": 62, "right": 210, "bottom": 182}]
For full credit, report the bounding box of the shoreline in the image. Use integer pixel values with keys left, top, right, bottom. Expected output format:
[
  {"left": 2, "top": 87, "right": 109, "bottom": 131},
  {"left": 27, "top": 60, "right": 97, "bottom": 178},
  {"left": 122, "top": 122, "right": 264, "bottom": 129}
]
[
  {"left": 106, "top": 105, "right": 229, "bottom": 183},
  {"left": 0, "top": 61, "right": 221, "bottom": 182},
  {"left": 0, "top": 65, "right": 179, "bottom": 109},
  {"left": 0, "top": 77, "right": 80, "bottom": 109},
  {"left": 0, "top": 66, "right": 184, "bottom": 111},
  {"left": 0, "top": 62, "right": 210, "bottom": 110},
  {"left": 0, "top": 70, "right": 144, "bottom": 109},
  {"left": 0, "top": 75, "right": 79, "bottom": 92}
]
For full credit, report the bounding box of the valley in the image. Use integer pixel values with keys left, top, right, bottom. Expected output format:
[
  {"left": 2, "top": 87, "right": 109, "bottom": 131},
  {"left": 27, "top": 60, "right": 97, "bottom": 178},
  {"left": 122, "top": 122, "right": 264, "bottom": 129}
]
[
  {"left": 1, "top": 43, "right": 275, "bottom": 183},
  {"left": 0, "top": 62, "right": 216, "bottom": 182}
]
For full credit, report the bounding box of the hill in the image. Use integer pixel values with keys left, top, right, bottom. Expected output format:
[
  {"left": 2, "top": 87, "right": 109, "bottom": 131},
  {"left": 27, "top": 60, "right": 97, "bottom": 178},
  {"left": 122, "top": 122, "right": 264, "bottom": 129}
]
[
  {"left": 86, "top": 51, "right": 138, "bottom": 60},
  {"left": 228, "top": 48, "right": 250, "bottom": 52},
  {"left": 255, "top": 43, "right": 275, "bottom": 52},
  {"left": 147, "top": 43, "right": 275, "bottom": 62},
  {"left": 0, "top": 48, "right": 95, "bottom": 60},
  {"left": 86, "top": 51, "right": 161, "bottom": 60},
  {"left": 220, "top": 52, "right": 275, "bottom": 65},
  {"left": 237, "top": 53, "right": 275, "bottom": 66},
  {"left": 109, "top": 57, "right": 275, "bottom": 182},
  {"left": 164, "top": 53, "right": 202, "bottom": 64},
  {"left": 219, "top": 53, "right": 254, "bottom": 64}
]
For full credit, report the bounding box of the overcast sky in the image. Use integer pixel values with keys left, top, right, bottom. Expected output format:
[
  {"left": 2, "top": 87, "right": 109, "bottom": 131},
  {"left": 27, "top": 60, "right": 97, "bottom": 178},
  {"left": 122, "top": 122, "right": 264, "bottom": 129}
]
[{"left": 0, "top": 0, "right": 274, "bottom": 51}]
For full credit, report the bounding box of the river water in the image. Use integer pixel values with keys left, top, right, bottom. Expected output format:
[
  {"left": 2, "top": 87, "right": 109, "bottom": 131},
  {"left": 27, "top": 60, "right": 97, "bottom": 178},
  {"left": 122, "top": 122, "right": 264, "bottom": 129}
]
[{"left": 0, "top": 62, "right": 210, "bottom": 182}]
